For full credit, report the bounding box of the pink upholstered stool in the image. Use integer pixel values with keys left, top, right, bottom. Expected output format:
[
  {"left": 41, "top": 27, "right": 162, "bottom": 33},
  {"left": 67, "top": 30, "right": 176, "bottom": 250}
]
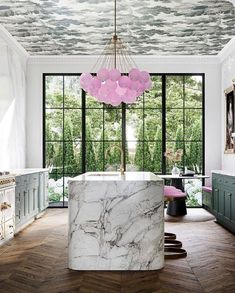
[{"left": 164, "top": 186, "right": 187, "bottom": 216}]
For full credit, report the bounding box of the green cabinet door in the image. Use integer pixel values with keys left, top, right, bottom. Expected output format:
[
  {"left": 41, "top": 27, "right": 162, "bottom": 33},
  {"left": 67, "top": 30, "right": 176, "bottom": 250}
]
[
  {"left": 223, "top": 187, "right": 235, "bottom": 223},
  {"left": 218, "top": 187, "right": 224, "bottom": 217},
  {"left": 212, "top": 172, "right": 235, "bottom": 234},
  {"left": 224, "top": 189, "right": 231, "bottom": 221},
  {"left": 212, "top": 177, "right": 219, "bottom": 215}
]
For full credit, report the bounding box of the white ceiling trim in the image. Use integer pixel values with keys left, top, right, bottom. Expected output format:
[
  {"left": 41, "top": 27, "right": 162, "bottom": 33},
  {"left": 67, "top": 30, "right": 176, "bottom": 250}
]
[
  {"left": 0, "top": 25, "right": 29, "bottom": 64},
  {"left": 218, "top": 37, "right": 235, "bottom": 62},
  {"left": 27, "top": 55, "right": 220, "bottom": 66},
  {"left": 228, "top": 0, "right": 235, "bottom": 6}
]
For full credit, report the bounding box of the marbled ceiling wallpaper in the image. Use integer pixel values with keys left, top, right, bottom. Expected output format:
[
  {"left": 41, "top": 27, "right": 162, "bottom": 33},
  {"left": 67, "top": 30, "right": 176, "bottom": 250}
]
[{"left": 0, "top": 0, "right": 234, "bottom": 55}]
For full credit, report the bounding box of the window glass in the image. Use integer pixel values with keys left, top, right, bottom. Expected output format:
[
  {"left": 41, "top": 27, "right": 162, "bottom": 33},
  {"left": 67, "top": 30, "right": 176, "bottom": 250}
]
[{"left": 44, "top": 74, "right": 204, "bottom": 207}]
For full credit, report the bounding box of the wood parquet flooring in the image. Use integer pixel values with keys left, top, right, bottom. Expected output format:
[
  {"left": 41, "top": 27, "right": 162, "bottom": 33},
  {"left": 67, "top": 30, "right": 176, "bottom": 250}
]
[{"left": 0, "top": 209, "right": 234, "bottom": 293}]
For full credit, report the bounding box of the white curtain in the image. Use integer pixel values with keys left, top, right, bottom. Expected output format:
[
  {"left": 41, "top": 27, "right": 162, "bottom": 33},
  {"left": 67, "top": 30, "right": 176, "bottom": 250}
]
[{"left": 0, "top": 39, "right": 26, "bottom": 169}]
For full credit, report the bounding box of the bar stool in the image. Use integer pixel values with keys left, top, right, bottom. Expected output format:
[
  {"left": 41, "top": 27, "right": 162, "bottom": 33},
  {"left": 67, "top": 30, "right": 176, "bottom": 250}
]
[
  {"left": 164, "top": 186, "right": 187, "bottom": 259},
  {"left": 164, "top": 186, "right": 187, "bottom": 216}
]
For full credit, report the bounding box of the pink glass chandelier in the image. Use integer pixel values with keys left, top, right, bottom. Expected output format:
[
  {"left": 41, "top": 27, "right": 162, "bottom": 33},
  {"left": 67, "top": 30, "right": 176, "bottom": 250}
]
[{"left": 80, "top": 0, "right": 152, "bottom": 106}]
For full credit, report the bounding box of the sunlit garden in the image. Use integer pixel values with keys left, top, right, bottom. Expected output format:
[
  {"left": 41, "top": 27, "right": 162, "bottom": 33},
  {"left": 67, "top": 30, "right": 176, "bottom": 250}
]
[{"left": 44, "top": 75, "right": 203, "bottom": 207}]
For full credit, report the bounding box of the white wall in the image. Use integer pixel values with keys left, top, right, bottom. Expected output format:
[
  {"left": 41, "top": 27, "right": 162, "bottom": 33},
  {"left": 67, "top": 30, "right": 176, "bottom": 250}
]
[
  {"left": 26, "top": 56, "right": 222, "bottom": 181},
  {"left": 0, "top": 26, "right": 28, "bottom": 169},
  {"left": 220, "top": 38, "right": 235, "bottom": 171}
]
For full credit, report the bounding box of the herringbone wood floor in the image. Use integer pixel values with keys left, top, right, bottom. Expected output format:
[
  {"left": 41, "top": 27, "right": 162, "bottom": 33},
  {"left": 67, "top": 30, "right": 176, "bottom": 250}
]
[{"left": 0, "top": 209, "right": 234, "bottom": 293}]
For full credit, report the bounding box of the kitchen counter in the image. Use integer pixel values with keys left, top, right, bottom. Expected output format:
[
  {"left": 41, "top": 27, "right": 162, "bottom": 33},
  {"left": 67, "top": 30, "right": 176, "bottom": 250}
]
[
  {"left": 68, "top": 172, "right": 164, "bottom": 271},
  {"left": 212, "top": 170, "right": 235, "bottom": 177},
  {"left": 9, "top": 168, "right": 49, "bottom": 176}
]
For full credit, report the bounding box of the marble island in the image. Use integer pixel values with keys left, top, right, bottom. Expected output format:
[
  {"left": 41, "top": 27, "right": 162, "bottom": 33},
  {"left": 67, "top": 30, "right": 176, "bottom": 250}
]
[{"left": 68, "top": 172, "right": 164, "bottom": 271}]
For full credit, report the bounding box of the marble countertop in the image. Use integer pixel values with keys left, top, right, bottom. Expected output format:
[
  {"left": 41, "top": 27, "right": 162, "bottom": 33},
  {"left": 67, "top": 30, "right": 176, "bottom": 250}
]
[
  {"left": 212, "top": 170, "right": 235, "bottom": 177},
  {"left": 68, "top": 171, "right": 164, "bottom": 271},
  {"left": 9, "top": 168, "right": 49, "bottom": 176},
  {"left": 69, "top": 171, "right": 163, "bottom": 182}
]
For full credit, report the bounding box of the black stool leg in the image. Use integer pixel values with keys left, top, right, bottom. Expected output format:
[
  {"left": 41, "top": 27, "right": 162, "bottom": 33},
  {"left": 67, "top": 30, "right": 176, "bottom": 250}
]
[{"left": 167, "top": 198, "right": 187, "bottom": 216}]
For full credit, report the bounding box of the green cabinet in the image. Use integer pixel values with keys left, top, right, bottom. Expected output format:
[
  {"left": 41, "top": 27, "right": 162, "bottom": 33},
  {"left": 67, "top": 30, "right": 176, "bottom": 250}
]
[
  {"left": 211, "top": 176, "right": 219, "bottom": 215},
  {"left": 15, "top": 171, "right": 48, "bottom": 233},
  {"left": 212, "top": 172, "right": 235, "bottom": 234}
]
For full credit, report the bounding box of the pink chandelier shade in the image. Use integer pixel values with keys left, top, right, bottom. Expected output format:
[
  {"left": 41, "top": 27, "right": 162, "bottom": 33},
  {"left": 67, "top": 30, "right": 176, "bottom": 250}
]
[
  {"left": 80, "top": 69, "right": 152, "bottom": 106},
  {"left": 79, "top": 0, "right": 152, "bottom": 106}
]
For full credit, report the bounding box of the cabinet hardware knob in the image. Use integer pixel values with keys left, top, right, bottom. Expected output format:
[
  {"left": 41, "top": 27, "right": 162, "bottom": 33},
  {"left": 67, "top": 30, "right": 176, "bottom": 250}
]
[{"left": 0, "top": 202, "right": 11, "bottom": 211}]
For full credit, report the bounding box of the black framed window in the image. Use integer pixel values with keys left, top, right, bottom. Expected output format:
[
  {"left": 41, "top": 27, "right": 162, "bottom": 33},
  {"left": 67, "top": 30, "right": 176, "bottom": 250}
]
[{"left": 43, "top": 73, "right": 205, "bottom": 207}]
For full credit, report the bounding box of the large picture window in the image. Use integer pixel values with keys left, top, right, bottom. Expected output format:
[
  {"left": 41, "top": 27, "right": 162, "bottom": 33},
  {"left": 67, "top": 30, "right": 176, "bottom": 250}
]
[{"left": 43, "top": 74, "right": 204, "bottom": 207}]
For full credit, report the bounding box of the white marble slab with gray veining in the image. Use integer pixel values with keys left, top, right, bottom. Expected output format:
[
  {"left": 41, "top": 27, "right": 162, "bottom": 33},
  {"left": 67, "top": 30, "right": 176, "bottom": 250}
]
[{"left": 68, "top": 172, "right": 164, "bottom": 270}]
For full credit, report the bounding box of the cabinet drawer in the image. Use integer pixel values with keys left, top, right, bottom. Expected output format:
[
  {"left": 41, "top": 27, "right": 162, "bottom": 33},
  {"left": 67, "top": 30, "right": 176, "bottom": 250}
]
[
  {"left": 15, "top": 175, "right": 28, "bottom": 186},
  {"left": 223, "top": 176, "right": 235, "bottom": 189},
  {"left": 28, "top": 173, "right": 39, "bottom": 186},
  {"left": 212, "top": 173, "right": 223, "bottom": 181}
]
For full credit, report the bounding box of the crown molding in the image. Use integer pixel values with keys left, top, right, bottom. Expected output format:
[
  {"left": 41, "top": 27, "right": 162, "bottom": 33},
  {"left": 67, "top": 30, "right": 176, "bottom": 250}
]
[
  {"left": 218, "top": 37, "right": 235, "bottom": 63},
  {"left": 27, "top": 54, "right": 220, "bottom": 65},
  {"left": 0, "top": 25, "right": 29, "bottom": 64},
  {"left": 228, "top": 0, "right": 235, "bottom": 6}
]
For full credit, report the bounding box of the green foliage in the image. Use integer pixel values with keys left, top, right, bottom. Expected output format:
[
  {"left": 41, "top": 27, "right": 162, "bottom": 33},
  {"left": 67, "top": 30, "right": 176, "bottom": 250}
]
[
  {"left": 185, "top": 179, "right": 202, "bottom": 206},
  {"left": 134, "top": 124, "right": 144, "bottom": 170},
  {"left": 86, "top": 124, "right": 97, "bottom": 171},
  {"left": 64, "top": 117, "right": 75, "bottom": 173},
  {"left": 186, "top": 195, "right": 200, "bottom": 207},
  {"left": 189, "top": 120, "right": 202, "bottom": 173},
  {"left": 54, "top": 144, "right": 63, "bottom": 175},
  {"left": 125, "top": 142, "right": 130, "bottom": 164},
  {"left": 174, "top": 125, "right": 184, "bottom": 168},
  {"left": 48, "top": 188, "right": 62, "bottom": 202},
  {"left": 96, "top": 135, "right": 104, "bottom": 171},
  {"left": 175, "top": 125, "right": 184, "bottom": 151},
  {"left": 45, "top": 121, "right": 55, "bottom": 167},
  {"left": 152, "top": 126, "right": 162, "bottom": 172},
  {"left": 144, "top": 76, "right": 162, "bottom": 108},
  {"left": 105, "top": 142, "right": 122, "bottom": 170},
  {"left": 144, "top": 142, "right": 152, "bottom": 171}
]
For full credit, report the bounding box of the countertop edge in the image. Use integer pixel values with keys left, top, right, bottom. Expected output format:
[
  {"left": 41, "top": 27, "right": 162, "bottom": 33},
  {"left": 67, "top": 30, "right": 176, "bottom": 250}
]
[
  {"left": 68, "top": 172, "right": 163, "bottom": 182},
  {"left": 212, "top": 170, "right": 235, "bottom": 177},
  {"left": 10, "top": 168, "right": 49, "bottom": 176}
]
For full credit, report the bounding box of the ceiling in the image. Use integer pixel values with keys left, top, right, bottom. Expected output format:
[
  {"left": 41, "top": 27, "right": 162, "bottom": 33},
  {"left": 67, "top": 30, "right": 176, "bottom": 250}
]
[{"left": 0, "top": 0, "right": 235, "bottom": 56}]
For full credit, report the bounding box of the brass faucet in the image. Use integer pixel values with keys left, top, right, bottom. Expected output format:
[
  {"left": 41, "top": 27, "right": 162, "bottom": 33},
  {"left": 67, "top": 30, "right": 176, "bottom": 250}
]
[{"left": 105, "top": 145, "right": 125, "bottom": 175}]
